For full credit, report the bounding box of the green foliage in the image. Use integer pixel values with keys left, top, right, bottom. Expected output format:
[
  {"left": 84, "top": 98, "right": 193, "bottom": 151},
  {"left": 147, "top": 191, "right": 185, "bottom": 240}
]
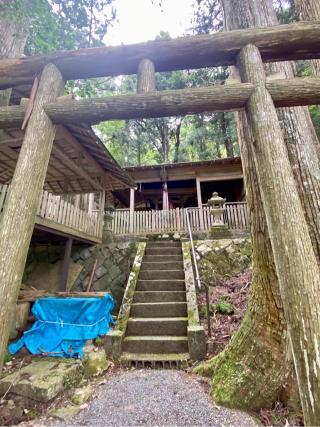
[
  {"left": 3, "top": 351, "right": 12, "bottom": 364},
  {"left": 200, "top": 297, "right": 235, "bottom": 316},
  {"left": 95, "top": 64, "right": 239, "bottom": 166},
  {"left": 0, "top": 0, "right": 116, "bottom": 54},
  {"left": 213, "top": 298, "right": 235, "bottom": 315}
]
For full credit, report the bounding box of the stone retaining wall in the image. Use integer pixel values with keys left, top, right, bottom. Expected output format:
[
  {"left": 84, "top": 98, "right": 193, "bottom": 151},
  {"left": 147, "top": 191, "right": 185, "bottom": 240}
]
[
  {"left": 23, "top": 242, "right": 138, "bottom": 311},
  {"left": 194, "top": 238, "right": 252, "bottom": 284}
]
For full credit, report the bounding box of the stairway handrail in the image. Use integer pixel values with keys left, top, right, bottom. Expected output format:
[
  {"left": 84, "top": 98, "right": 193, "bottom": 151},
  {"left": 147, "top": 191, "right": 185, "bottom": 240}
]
[
  {"left": 185, "top": 208, "right": 211, "bottom": 337},
  {"left": 185, "top": 208, "right": 201, "bottom": 291}
]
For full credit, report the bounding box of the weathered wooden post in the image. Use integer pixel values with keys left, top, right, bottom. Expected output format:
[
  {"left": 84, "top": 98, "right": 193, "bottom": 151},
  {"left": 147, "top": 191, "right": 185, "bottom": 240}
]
[
  {"left": 137, "top": 59, "right": 156, "bottom": 94},
  {"left": 196, "top": 176, "right": 204, "bottom": 230},
  {"left": 60, "top": 238, "right": 73, "bottom": 291},
  {"left": 238, "top": 44, "right": 320, "bottom": 425},
  {"left": 0, "top": 63, "right": 64, "bottom": 368},
  {"left": 129, "top": 187, "right": 135, "bottom": 233},
  {"left": 129, "top": 58, "right": 156, "bottom": 234}
]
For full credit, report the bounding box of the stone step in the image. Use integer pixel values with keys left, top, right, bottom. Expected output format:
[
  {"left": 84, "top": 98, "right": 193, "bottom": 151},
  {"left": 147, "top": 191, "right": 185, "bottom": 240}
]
[
  {"left": 143, "top": 254, "right": 183, "bottom": 262},
  {"left": 136, "top": 280, "right": 185, "bottom": 292},
  {"left": 127, "top": 317, "right": 188, "bottom": 336},
  {"left": 146, "top": 247, "right": 182, "bottom": 256},
  {"left": 140, "top": 261, "right": 183, "bottom": 271},
  {"left": 134, "top": 290, "right": 186, "bottom": 303},
  {"left": 131, "top": 302, "right": 187, "bottom": 317},
  {"left": 122, "top": 336, "right": 189, "bottom": 353},
  {"left": 139, "top": 269, "right": 184, "bottom": 280},
  {"left": 147, "top": 241, "right": 181, "bottom": 247},
  {"left": 120, "top": 352, "right": 190, "bottom": 368}
]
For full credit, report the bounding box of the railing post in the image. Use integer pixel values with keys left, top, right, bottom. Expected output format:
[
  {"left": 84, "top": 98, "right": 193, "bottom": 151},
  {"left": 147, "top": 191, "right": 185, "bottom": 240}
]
[
  {"left": 196, "top": 177, "right": 204, "bottom": 230},
  {"left": 129, "top": 188, "right": 135, "bottom": 233}
]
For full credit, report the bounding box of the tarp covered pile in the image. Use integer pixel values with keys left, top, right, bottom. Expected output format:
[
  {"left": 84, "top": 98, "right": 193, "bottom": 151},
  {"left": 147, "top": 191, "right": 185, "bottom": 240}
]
[{"left": 9, "top": 294, "right": 114, "bottom": 358}]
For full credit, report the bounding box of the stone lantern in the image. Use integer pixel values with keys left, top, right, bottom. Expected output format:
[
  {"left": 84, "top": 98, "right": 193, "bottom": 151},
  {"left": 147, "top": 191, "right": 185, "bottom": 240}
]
[
  {"left": 102, "top": 204, "right": 115, "bottom": 243},
  {"left": 208, "top": 191, "right": 227, "bottom": 229}
]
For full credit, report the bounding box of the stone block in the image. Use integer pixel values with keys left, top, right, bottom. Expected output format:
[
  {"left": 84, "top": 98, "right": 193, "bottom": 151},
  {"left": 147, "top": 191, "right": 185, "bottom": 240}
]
[
  {"left": 49, "top": 405, "right": 81, "bottom": 420},
  {"left": 188, "top": 326, "right": 206, "bottom": 361},
  {"left": 71, "top": 385, "right": 94, "bottom": 405},
  {"left": 105, "top": 330, "right": 123, "bottom": 359},
  {"left": 95, "top": 265, "right": 108, "bottom": 279},
  {"left": 0, "top": 360, "right": 82, "bottom": 402},
  {"left": 83, "top": 348, "right": 110, "bottom": 378},
  {"left": 79, "top": 248, "right": 91, "bottom": 260}
]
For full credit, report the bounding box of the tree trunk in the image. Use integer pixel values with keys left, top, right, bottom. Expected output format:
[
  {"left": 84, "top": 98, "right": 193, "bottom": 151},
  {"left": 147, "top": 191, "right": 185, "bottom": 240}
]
[
  {"left": 173, "top": 120, "right": 182, "bottom": 163},
  {"left": 0, "top": 1, "right": 29, "bottom": 365},
  {"left": 0, "top": 2, "right": 29, "bottom": 107},
  {"left": 0, "top": 64, "right": 64, "bottom": 368},
  {"left": 220, "top": 112, "right": 234, "bottom": 157},
  {"left": 295, "top": 0, "right": 320, "bottom": 75},
  {"left": 198, "top": 0, "right": 320, "bottom": 416},
  {"left": 224, "top": 0, "right": 320, "bottom": 263},
  {"left": 239, "top": 43, "right": 320, "bottom": 426}
]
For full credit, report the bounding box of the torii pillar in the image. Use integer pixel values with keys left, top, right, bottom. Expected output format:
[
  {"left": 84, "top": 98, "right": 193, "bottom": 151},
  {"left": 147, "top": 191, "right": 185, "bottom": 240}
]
[{"left": 0, "top": 64, "right": 64, "bottom": 367}]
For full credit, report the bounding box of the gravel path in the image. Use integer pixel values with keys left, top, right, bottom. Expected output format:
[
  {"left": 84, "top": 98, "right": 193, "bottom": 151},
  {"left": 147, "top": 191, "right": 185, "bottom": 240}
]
[{"left": 54, "top": 369, "right": 257, "bottom": 426}]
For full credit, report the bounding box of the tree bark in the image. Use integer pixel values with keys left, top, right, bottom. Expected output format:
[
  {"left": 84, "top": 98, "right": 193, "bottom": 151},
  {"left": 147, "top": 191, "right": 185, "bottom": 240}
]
[
  {"left": 199, "top": 72, "right": 288, "bottom": 411},
  {"left": 200, "top": 0, "right": 320, "bottom": 416},
  {"left": 0, "top": 63, "right": 64, "bottom": 368},
  {"left": 0, "top": 1, "right": 29, "bottom": 107},
  {"left": 295, "top": 0, "right": 320, "bottom": 75},
  {"left": 239, "top": 43, "right": 320, "bottom": 426},
  {"left": 137, "top": 59, "right": 156, "bottom": 93},
  {"left": 0, "top": 21, "right": 319, "bottom": 89},
  {"left": 173, "top": 120, "right": 182, "bottom": 163},
  {"left": 220, "top": 112, "right": 234, "bottom": 157}
]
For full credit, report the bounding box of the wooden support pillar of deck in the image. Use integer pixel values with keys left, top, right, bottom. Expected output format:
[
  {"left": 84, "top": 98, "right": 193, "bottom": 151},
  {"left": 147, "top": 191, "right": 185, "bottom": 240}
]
[
  {"left": 196, "top": 177, "right": 204, "bottom": 230},
  {"left": 129, "top": 188, "right": 135, "bottom": 233},
  {"left": 162, "top": 182, "right": 169, "bottom": 210},
  {"left": 0, "top": 63, "right": 64, "bottom": 368},
  {"left": 60, "top": 238, "right": 73, "bottom": 291}
]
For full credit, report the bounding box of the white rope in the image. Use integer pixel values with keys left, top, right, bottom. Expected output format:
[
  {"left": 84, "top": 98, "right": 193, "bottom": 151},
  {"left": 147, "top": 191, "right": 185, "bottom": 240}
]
[{"left": 37, "top": 316, "right": 107, "bottom": 328}]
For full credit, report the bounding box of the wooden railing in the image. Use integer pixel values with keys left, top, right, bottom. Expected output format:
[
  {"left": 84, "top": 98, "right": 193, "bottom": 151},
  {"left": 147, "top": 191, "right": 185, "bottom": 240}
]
[
  {"left": 0, "top": 185, "right": 104, "bottom": 240},
  {"left": 111, "top": 202, "right": 249, "bottom": 235}
]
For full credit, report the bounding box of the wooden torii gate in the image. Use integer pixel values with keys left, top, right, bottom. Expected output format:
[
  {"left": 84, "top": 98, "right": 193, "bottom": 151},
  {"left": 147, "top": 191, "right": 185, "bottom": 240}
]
[{"left": 0, "top": 21, "right": 320, "bottom": 424}]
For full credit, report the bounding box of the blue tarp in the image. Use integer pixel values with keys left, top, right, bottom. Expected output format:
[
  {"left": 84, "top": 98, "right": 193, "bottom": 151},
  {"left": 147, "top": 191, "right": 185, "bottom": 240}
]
[{"left": 9, "top": 294, "right": 114, "bottom": 358}]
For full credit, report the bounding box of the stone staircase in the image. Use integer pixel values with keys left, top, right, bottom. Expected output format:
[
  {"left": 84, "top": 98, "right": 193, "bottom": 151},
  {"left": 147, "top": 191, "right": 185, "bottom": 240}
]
[{"left": 120, "top": 240, "right": 190, "bottom": 367}]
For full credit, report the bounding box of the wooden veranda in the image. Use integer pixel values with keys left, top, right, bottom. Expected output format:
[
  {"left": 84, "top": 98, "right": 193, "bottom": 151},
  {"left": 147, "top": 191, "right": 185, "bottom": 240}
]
[{"left": 0, "top": 20, "right": 320, "bottom": 422}]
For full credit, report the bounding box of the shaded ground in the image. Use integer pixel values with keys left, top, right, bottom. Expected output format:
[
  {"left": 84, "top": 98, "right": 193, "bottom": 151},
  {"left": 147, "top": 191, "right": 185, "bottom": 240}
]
[
  {"left": 197, "top": 268, "right": 251, "bottom": 356},
  {"left": 51, "top": 369, "right": 257, "bottom": 426}
]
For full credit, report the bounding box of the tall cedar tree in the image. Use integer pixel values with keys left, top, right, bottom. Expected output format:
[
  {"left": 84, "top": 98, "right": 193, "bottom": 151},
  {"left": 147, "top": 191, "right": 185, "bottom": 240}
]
[{"left": 195, "top": 0, "right": 320, "bottom": 421}]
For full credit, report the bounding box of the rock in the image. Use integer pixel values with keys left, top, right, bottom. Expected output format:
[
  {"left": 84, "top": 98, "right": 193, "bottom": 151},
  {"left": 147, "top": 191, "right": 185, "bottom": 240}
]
[
  {"left": 195, "top": 238, "right": 252, "bottom": 283},
  {"left": 83, "top": 349, "right": 110, "bottom": 378},
  {"left": 49, "top": 405, "right": 81, "bottom": 420},
  {"left": 27, "top": 260, "right": 83, "bottom": 292},
  {"left": 0, "top": 360, "right": 82, "bottom": 402},
  {"left": 95, "top": 265, "right": 108, "bottom": 279},
  {"left": 161, "top": 234, "right": 170, "bottom": 239},
  {"left": 109, "top": 264, "right": 121, "bottom": 281},
  {"left": 71, "top": 385, "right": 94, "bottom": 405},
  {"left": 196, "top": 243, "right": 212, "bottom": 257},
  {"left": 80, "top": 248, "right": 91, "bottom": 260},
  {"left": 0, "top": 401, "right": 24, "bottom": 425}
]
